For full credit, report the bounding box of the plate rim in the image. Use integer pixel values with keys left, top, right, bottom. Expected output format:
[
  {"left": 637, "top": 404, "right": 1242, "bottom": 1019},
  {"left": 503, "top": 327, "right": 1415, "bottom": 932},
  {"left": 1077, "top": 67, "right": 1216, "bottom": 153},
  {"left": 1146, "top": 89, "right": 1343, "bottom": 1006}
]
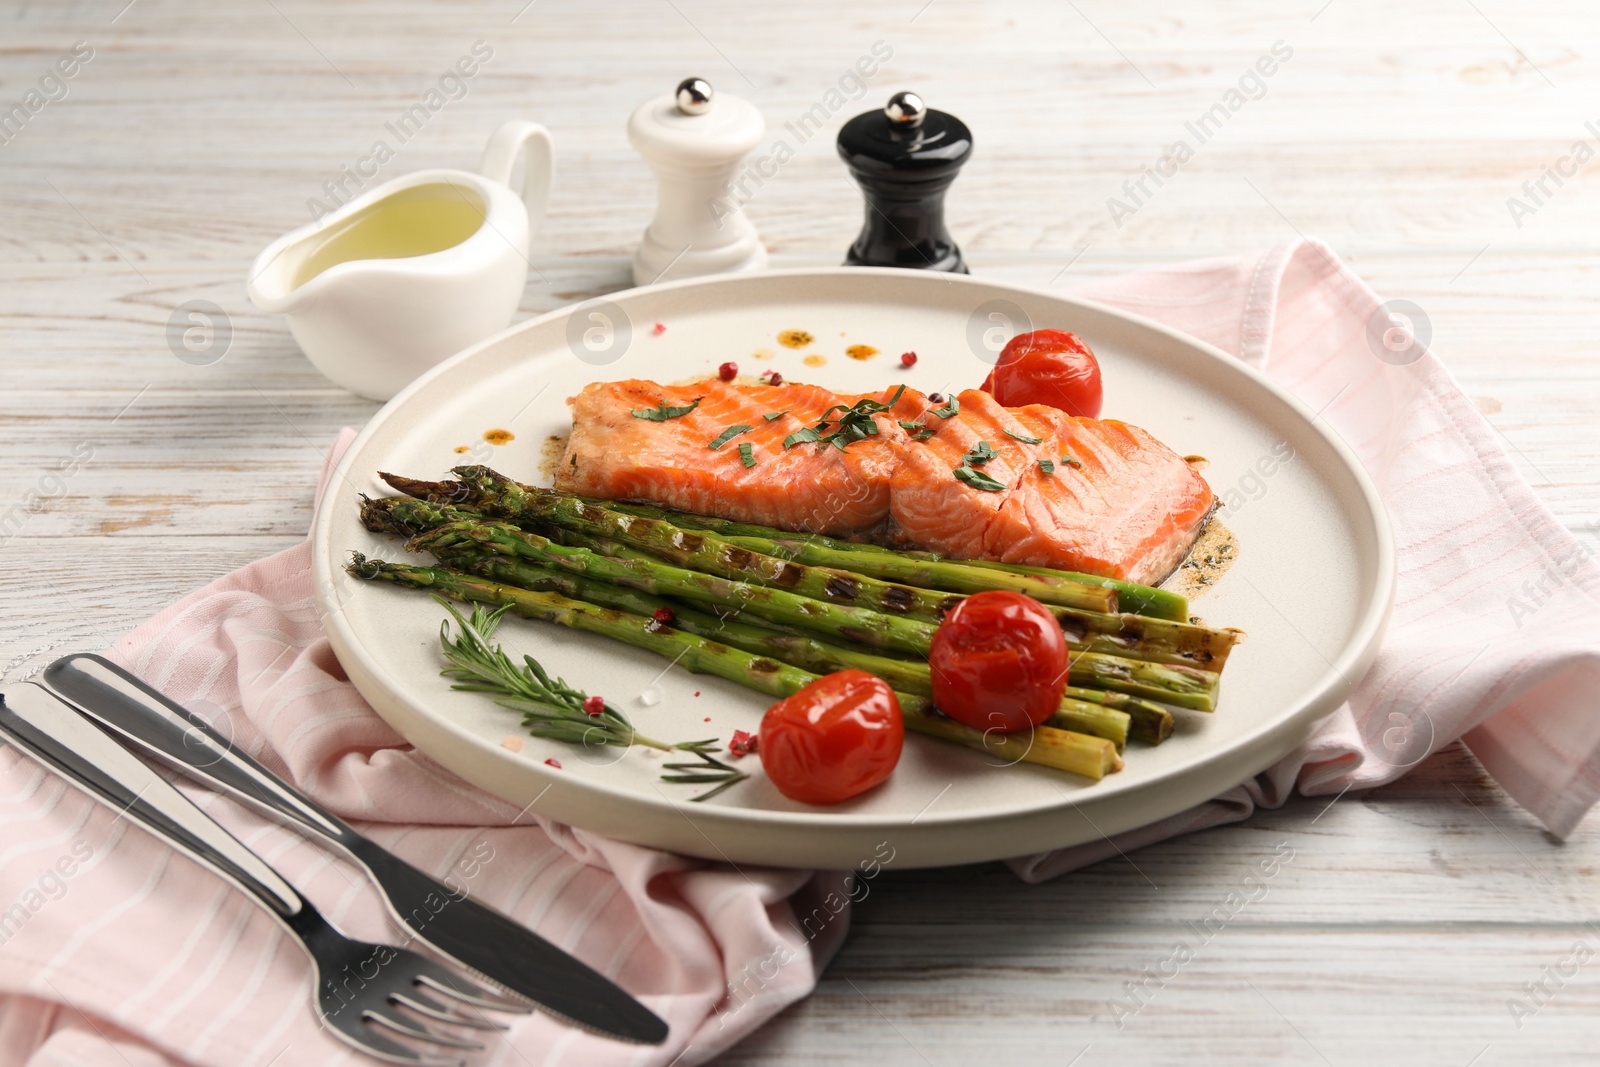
[{"left": 311, "top": 266, "right": 1395, "bottom": 854}]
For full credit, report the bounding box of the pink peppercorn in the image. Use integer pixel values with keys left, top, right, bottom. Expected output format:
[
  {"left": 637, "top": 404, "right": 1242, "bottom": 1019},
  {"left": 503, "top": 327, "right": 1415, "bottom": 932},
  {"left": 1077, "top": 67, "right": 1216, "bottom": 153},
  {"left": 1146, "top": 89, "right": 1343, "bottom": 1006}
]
[
  {"left": 718, "top": 361, "right": 738, "bottom": 381},
  {"left": 728, "top": 730, "right": 758, "bottom": 757},
  {"left": 582, "top": 695, "right": 605, "bottom": 716},
  {"left": 900, "top": 351, "right": 918, "bottom": 367},
  {"left": 544, "top": 758, "right": 562, "bottom": 769},
  {"left": 653, "top": 607, "right": 676, "bottom": 625}
]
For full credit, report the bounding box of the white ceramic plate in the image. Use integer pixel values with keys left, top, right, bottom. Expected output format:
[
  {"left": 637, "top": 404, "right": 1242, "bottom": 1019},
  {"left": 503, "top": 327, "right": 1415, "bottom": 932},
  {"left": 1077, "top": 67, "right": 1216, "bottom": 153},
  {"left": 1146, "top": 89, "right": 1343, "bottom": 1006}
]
[{"left": 312, "top": 268, "right": 1393, "bottom": 869}]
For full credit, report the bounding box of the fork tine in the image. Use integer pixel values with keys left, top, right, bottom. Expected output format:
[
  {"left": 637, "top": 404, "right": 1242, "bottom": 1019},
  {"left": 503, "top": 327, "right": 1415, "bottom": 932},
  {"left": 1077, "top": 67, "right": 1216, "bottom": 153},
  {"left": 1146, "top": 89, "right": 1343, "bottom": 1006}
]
[
  {"left": 415, "top": 971, "right": 534, "bottom": 1014},
  {"left": 392, "top": 990, "right": 509, "bottom": 1031},
  {"left": 322, "top": 1019, "right": 465, "bottom": 1067},
  {"left": 363, "top": 1008, "right": 486, "bottom": 1052}
]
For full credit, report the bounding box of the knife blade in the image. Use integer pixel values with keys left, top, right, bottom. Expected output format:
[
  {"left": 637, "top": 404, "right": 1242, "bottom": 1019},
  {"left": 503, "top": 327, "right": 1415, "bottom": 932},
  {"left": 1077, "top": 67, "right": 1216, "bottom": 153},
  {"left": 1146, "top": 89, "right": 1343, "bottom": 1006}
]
[{"left": 42, "top": 653, "right": 668, "bottom": 1046}]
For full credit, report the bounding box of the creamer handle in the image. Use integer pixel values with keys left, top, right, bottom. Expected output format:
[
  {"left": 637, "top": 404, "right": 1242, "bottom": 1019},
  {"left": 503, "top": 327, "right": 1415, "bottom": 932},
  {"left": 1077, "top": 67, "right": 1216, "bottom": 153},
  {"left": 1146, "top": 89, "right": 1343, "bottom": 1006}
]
[{"left": 479, "top": 120, "right": 554, "bottom": 234}]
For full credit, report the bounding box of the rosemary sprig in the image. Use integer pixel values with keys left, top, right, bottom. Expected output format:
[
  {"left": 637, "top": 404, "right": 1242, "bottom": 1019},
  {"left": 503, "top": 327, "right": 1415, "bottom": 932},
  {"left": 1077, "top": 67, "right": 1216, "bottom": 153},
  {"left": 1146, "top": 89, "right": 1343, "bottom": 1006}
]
[{"left": 436, "top": 600, "right": 749, "bottom": 800}]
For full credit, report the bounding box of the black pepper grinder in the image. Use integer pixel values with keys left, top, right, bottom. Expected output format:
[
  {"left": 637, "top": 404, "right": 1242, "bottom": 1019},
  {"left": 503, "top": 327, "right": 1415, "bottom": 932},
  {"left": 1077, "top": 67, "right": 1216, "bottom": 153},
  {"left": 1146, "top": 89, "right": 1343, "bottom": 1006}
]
[{"left": 837, "top": 91, "right": 973, "bottom": 273}]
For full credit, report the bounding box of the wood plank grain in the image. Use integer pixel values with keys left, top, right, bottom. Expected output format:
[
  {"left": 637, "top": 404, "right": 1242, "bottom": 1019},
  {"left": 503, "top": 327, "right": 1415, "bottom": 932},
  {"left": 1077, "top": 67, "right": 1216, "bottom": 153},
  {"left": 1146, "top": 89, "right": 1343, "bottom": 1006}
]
[{"left": 0, "top": 2, "right": 1599, "bottom": 262}]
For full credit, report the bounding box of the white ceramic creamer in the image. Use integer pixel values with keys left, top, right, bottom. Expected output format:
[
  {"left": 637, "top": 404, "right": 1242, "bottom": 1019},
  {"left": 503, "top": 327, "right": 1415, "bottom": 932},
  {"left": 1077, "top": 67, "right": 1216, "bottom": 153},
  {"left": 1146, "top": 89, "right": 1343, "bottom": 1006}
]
[{"left": 248, "top": 121, "right": 553, "bottom": 401}]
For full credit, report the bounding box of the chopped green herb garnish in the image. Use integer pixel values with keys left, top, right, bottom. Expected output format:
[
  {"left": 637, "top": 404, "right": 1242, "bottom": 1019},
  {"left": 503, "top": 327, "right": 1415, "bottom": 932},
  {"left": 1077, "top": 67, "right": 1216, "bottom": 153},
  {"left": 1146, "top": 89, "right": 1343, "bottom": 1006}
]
[
  {"left": 911, "top": 428, "right": 937, "bottom": 441},
  {"left": 961, "top": 440, "right": 998, "bottom": 466},
  {"left": 708, "top": 424, "right": 753, "bottom": 450},
  {"left": 897, "top": 420, "right": 927, "bottom": 432},
  {"left": 1004, "top": 429, "right": 1043, "bottom": 444},
  {"left": 631, "top": 397, "right": 702, "bottom": 421},
  {"left": 877, "top": 384, "right": 908, "bottom": 409},
  {"left": 953, "top": 465, "right": 1007, "bottom": 492},
  {"left": 790, "top": 387, "right": 905, "bottom": 452},
  {"left": 931, "top": 397, "right": 960, "bottom": 419},
  {"left": 1060, "top": 455, "right": 1083, "bottom": 468},
  {"left": 763, "top": 410, "right": 788, "bottom": 421},
  {"left": 1038, "top": 458, "right": 1055, "bottom": 475},
  {"left": 569, "top": 454, "right": 577, "bottom": 470},
  {"left": 738, "top": 442, "right": 756, "bottom": 468}
]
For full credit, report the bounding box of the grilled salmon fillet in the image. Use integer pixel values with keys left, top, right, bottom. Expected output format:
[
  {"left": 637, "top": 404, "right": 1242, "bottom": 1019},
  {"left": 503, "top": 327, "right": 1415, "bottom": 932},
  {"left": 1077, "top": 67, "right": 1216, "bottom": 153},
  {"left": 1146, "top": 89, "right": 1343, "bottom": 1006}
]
[
  {"left": 555, "top": 379, "right": 924, "bottom": 536},
  {"left": 557, "top": 380, "right": 1212, "bottom": 583},
  {"left": 888, "top": 390, "right": 1214, "bottom": 584}
]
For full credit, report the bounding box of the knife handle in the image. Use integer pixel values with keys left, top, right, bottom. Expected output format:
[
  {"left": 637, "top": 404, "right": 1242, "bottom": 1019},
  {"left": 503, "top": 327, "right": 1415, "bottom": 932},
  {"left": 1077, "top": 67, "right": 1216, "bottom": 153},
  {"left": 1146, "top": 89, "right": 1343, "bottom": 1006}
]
[
  {"left": 43, "top": 654, "right": 356, "bottom": 850},
  {"left": 0, "top": 683, "right": 304, "bottom": 919}
]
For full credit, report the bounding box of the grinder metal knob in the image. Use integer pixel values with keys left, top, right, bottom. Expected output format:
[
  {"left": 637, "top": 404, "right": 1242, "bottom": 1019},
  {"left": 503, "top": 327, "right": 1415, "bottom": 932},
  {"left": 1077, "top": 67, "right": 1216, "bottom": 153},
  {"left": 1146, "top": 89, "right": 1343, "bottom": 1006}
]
[
  {"left": 675, "top": 77, "right": 713, "bottom": 116},
  {"left": 884, "top": 90, "right": 926, "bottom": 128}
]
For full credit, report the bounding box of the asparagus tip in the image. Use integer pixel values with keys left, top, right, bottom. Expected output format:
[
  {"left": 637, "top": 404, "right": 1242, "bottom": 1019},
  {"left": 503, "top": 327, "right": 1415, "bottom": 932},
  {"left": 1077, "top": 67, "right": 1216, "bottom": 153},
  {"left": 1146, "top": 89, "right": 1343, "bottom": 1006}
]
[
  {"left": 358, "top": 499, "right": 398, "bottom": 534},
  {"left": 380, "top": 470, "right": 477, "bottom": 503}
]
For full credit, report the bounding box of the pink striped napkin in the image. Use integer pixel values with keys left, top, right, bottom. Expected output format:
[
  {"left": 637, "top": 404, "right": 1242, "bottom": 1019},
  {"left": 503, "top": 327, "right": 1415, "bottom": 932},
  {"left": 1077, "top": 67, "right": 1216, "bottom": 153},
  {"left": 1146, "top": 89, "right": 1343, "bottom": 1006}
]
[
  {"left": 1011, "top": 238, "right": 1600, "bottom": 879},
  {"left": 2, "top": 238, "right": 1597, "bottom": 1063}
]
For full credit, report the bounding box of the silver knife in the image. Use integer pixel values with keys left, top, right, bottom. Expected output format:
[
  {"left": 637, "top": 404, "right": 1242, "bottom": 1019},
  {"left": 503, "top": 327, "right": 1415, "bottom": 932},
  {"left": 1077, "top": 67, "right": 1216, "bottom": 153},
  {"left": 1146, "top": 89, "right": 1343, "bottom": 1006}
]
[{"left": 42, "top": 653, "right": 668, "bottom": 1046}]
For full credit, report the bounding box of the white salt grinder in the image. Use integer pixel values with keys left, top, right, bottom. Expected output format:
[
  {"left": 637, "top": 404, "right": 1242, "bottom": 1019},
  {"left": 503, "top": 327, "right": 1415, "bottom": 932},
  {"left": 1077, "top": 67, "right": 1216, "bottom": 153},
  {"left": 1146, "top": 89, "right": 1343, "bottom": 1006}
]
[{"left": 628, "top": 77, "right": 767, "bottom": 286}]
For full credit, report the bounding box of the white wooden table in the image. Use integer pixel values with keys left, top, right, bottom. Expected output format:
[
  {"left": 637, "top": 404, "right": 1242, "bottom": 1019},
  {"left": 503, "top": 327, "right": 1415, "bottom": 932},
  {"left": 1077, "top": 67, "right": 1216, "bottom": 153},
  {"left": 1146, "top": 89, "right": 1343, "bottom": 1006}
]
[{"left": 3, "top": 2, "right": 1597, "bottom": 1063}]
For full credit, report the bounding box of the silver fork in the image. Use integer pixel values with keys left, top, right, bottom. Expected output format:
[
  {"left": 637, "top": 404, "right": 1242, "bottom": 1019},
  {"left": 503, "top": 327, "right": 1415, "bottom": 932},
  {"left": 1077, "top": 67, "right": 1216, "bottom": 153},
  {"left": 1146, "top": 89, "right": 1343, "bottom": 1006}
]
[{"left": 0, "top": 683, "right": 530, "bottom": 1066}]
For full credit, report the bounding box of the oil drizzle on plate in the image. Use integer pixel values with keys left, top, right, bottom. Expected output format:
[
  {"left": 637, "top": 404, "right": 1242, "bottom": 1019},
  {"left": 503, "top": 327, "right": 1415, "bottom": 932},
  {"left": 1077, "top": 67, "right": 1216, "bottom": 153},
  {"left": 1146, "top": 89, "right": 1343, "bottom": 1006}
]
[
  {"left": 777, "top": 329, "right": 813, "bottom": 349},
  {"left": 538, "top": 434, "right": 569, "bottom": 482},
  {"left": 1167, "top": 517, "right": 1237, "bottom": 600},
  {"left": 483, "top": 428, "right": 514, "bottom": 445},
  {"left": 846, "top": 344, "right": 878, "bottom": 361},
  {"left": 803, "top": 354, "right": 827, "bottom": 367}
]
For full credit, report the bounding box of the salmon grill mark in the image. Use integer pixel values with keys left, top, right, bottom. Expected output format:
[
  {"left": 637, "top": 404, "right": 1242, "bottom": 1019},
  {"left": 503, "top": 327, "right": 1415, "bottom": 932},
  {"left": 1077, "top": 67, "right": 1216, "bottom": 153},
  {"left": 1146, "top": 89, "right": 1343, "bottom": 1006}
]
[
  {"left": 772, "top": 562, "right": 805, "bottom": 588},
  {"left": 879, "top": 586, "right": 917, "bottom": 614},
  {"left": 823, "top": 574, "right": 862, "bottom": 601}
]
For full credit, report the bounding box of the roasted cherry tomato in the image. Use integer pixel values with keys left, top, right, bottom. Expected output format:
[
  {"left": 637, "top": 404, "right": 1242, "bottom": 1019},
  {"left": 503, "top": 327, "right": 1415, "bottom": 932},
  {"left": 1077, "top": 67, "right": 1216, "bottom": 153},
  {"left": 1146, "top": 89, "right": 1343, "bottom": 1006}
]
[
  {"left": 759, "top": 669, "right": 903, "bottom": 804},
  {"left": 980, "top": 329, "right": 1103, "bottom": 417},
  {"left": 929, "top": 591, "right": 1068, "bottom": 733}
]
